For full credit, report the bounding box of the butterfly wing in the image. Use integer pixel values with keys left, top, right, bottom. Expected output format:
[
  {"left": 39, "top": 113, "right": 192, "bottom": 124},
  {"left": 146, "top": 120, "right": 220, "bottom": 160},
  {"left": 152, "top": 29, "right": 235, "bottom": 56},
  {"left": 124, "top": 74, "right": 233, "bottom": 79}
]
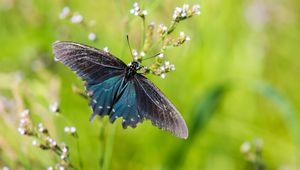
[
  {"left": 52, "top": 41, "right": 126, "bottom": 85},
  {"left": 111, "top": 80, "right": 144, "bottom": 128},
  {"left": 134, "top": 74, "right": 188, "bottom": 139},
  {"left": 53, "top": 41, "right": 127, "bottom": 119}
]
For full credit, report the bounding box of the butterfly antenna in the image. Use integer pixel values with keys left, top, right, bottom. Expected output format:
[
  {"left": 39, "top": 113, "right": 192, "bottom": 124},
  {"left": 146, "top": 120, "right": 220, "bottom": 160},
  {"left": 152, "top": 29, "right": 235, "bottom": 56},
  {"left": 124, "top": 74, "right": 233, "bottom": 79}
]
[
  {"left": 142, "top": 52, "right": 162, "bottom": 61},
  {"left": 126, "top": 35, "right": 135, "bottom": 61}
]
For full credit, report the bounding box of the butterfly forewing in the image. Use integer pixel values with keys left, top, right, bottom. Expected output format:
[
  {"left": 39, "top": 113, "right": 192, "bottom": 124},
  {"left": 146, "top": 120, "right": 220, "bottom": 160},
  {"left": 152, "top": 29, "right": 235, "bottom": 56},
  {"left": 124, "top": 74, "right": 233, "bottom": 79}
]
[
  {"left": 134, "top": 74, "right": 188, "bottom": 139},
  {"left": 52, "top": 41, "right": 126, "bottom": 84}
]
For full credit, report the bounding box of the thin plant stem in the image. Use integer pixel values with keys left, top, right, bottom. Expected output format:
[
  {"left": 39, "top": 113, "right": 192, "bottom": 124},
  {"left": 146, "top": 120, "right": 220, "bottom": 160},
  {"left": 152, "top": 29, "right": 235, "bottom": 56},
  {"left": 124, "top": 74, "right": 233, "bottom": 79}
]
[
  {"left": 102, "top": 124, "right": 116, "bottom": 170},
  {"left": 76, "top": 138, "right": 83, "bottom": 170}
]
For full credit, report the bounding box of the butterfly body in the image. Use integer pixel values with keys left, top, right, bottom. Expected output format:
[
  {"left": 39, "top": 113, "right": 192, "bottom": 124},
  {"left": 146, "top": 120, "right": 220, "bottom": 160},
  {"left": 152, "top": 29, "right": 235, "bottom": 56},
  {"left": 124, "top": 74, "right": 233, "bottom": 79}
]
[
  {"left": 53, "top": 41, "right": 188, "bottom": 139},
  {"left": 125, "top": 61, "right": 140, "bottom": 80}
]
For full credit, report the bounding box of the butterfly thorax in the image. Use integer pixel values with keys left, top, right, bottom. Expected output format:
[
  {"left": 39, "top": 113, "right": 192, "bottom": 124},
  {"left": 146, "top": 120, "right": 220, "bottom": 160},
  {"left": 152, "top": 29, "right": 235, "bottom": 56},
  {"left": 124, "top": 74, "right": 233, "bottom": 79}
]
[{"left": 125, "top": 61, "right": 140, "bottom": 80}]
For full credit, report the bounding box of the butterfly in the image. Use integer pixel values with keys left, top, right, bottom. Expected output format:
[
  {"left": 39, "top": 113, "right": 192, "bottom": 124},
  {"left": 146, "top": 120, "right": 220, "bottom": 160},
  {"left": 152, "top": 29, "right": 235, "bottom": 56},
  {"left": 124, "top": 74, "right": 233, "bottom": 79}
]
[{"left": 52, "top": 41, "right": 188, "bottom": 139}]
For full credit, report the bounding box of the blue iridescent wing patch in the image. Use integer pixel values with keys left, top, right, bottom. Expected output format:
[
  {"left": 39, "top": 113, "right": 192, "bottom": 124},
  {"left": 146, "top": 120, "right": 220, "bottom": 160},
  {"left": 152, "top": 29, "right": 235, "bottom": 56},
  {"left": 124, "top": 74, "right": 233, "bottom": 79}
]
[{"left": 53, "top": 41, "right": 188, "bottom": 139}]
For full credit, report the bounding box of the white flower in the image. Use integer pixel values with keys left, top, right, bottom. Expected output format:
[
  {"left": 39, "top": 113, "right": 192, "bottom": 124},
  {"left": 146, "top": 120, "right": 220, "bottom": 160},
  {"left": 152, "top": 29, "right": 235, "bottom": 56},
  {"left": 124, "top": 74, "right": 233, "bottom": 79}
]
[
  {"left": 130, "top": 9, "right": 135, "bottom": 14},
  {"left": 47, "top": 167, "right": 53, "bottom": 170},
  {"left": 88, "top": 32, "right": 97, "bottom": 41},
  {"left": 132, "top": 50, "right": 138, "bottom": 57},
  {"left": 64, "top": 126, "right": 70, "bottom": 132},
  {"left": 47, "top": 137, "right": 53, "bottom": 143},
  {"left": 20, "top": 109, "right": 29, "bottom": 117},
  {"left": 59, "top": 6, "right": 70, "bottom": 19},
  {"left": 192, "top": 4, "right": 201, "bottom": 15},
  {"left": 162, "top": 26, "right": 168, "bottom": 31},
  {"left": 2, "top": 166, "right": 9, "bottom": 170},
  {"left": 51, "top": 141, "right": 57, "bottom": 147},
  {"left": 159, "top": 66, "right": 165, "bottom": 72},
  {"left": 49, "top": 101, "right": 59, "bottom": 112},
  {"left": 20, "top": 119, "right": 26, "bottom": 125},
  {"left": 103, "top": 47, "right": 109, "bottom": 53},
  {"left": 181, "top": 12, "right": 187, "bottom": 17},
  {"left": 160, "top": 73, "right": 166, "bottom": 79},
  {"left": 142, "top": 10, "right": 148, "bottom": 16},
  {"left": 18, "top": 128, "right": 25, "bottom": 135},
  {"left": 59, "top": 166, "right": 65, "bottom": 170},
  {"left": 240, "top": 142, "right": 251, "bottom": 153},
  {"left": 70, "top": 13, "right": 83, "bottom": 23},
  {"left": 140, "top": 51, "right": 145, "bottom": 57},
  {"left": 158, "top": 53, "right": 164, "bottom": 58},
  {"left": 175, "top": 7, "right": 182, "bottom": 13},
  {"left": 38, "top": 123, "right": 44, "bottom": 132},
  {"left": 164, "top": 61, "right": 170, "bottom": 66},
  {"left": 60, "top": 155, "right": 66, "bottom": 160},
  {"left": 180, "top": 32, "right": 185, "bottom": 37},
  {"left": 133, "top": 2, "right": 139, "bottom": 8},
  {"left": 70, "top": 127, "right": 76, "bottom": 133},
  {"left": 170, "top": 64, "right": 176, "bottom": 71},
  {"left": 62, "top": 147, "right": 68, "bottom": 153},
  {"left": 159, "top": 24, "right": 168, "bottom": 33},
  {"left": 183, "top": 4, "right": 189, "bottom": 10},
  {"left": 32, "top": 140, "right": 38, "bottom": 146},
  {"left": 186, "top": 36, "right": 191, "bottom": 41}
]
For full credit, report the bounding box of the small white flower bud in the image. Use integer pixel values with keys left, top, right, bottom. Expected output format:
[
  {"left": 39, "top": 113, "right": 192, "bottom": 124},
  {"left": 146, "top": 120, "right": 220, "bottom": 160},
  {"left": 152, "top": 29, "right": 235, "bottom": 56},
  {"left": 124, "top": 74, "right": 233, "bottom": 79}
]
[
  {"left": 103, "top": 47, "right": 109, "bottom": 53},
  {"left": 70, "top": 127, "right": 76, "bottom": 133},
  {"left": 62, "top": 147, "right": 68, "bottom": 153},
  {"left": 133, "top": 2, "right": 139, "bottom": 8},
  {"left": 88, "top": 32, "right": 97, "bottom": 41},
  {"left": 20, "top": 109, "right": 29, "bottom": 117},
  {"left": 70, "top": 13, "right": 83, "bottom": 23},
  {"left": 130, "top": 9, "right": 135, "bottom": 14},
  {"left": 32, "top": 140, "right": 38, "bottom": 146},
  {"left": 159, "top": 66, "right": 165, "bottom": 72},
  {"left": 18, "top": 128, "right": 25, "bottom": 135},
  {"left": 59, "top": 6, "right": 70, "bottom": 19},
  {"left": 240, "top": 142, "right": 251, "bottom": 154},
  {"left": 160, "top": 73, "right": 166, "bottom": 79},
  {"left": 158, "top": 53, "right": 164, "bottom": 58},
  {"left": 2, "top": 166, "right": 9, "bottom": 170},
  {"left": 64, "top": 126, "right": 70, "bottom": 132},
  {"left": 142, "top": 10, "right": 148, "bottom": 16},
  {"left": 60, "top": 155, "right": 66, "bottom": 160},
  {"left": 140, "top": 51, "right": 145, "bottom": 57},
  {"left": 164, "top": 61, "right": 170, "bottom": 66}
]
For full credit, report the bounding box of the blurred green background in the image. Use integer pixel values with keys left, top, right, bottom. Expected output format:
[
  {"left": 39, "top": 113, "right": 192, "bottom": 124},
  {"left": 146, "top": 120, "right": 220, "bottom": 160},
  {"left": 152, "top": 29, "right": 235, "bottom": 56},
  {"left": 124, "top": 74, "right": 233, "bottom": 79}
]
[{"left": 1, "top": 0, "right": 300, "bottom": 169}]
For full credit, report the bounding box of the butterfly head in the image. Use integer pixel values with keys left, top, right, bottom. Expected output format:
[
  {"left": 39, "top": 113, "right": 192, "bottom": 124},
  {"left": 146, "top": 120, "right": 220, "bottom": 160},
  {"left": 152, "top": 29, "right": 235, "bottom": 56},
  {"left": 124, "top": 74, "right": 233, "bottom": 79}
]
[{"left": 128, "top": 61, "right": 141, "bottom": 71}]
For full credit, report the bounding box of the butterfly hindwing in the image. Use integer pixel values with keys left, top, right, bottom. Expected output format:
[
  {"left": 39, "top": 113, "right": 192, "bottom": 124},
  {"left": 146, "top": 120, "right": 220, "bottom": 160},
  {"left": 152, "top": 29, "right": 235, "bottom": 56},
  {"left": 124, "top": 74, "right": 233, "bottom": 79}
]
[
  {"left": 112, "top": 81, "right": 144, "bottom": 128},
  {"left": 87, "top": 75, "right": 126, "bottom": 120},
  {"left": 134, "top": 74, "right": 188, "bottom": 139}
]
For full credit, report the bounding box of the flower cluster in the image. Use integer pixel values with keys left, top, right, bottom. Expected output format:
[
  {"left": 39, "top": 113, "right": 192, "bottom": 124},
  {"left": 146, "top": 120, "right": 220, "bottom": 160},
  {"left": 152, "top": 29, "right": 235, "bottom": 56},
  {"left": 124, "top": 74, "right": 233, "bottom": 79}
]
[
  {"left": 172, "top": 4, "right": 201, "bottom": 22},
  {"left": 131, "top": 49, "right": 145, "bottom": 62},
  {"left": 130, "top": 2, "right": 148, "bottom": 18},
  {"left": 18, "top": 109, "right": 35, "bottom": 136},
  {"left": 128, "top": 2, "right": 200, "bottom": 78},
  {"left": 149, "top": 60, "right": 176, "bottom": 79},
  {"left": 18, "top": 109, "right": 73, "bottom": 169},
  {"left": 58, "top": 6, "right": 98, "bottom": 42},
  {"left": 240, "top": 139, "right": 265, "bottom": 168}
]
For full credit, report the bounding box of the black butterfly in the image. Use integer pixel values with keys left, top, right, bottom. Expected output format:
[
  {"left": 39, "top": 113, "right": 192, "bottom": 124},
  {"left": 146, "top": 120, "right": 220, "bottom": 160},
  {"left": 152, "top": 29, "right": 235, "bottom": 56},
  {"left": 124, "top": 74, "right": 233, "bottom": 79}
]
[{"left": 52, "top": 41, "right": 188, "bottom": 139}]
